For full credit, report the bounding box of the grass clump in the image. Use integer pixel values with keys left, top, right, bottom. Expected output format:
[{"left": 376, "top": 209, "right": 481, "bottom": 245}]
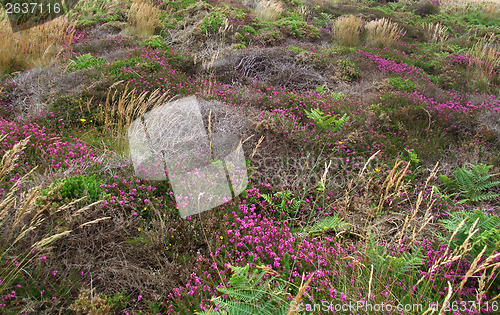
[
  {"left": 365, "top": 17, "right": 406, "bottom": 48},
  {"left": 127, "top": 0, "right": 162, "bottom": 37},
  {"left": 0, "top": 137, "right": 73, "bottom": 298},
  {"left": 255, "top": 0, "right": 283, "bottom": 22},
  {"left": 0, "top": 17, "right": 75, "bottom": 74},
  {"left": 332, "top": 14, "right": 363, "bottom": 47},
  {"left": 68, "top": 54, "right": 107, "bottom": 72},
  {"left": 422, "top": 22, "right": 449, "bottom": 43}
]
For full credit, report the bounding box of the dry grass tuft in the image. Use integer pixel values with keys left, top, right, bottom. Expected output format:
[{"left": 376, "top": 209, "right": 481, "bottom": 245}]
[
  {"left": 471, "top": 34, "right": 500, "bottom": 77},
  {"left": 127, "top": 0, "right": 162, "bottom": 37},
  {"left": 0, "top": 137, "right": 83, "bottom": 296},
  {"left": 417, "top": 216, "right": 500, "bottom": 313},
  {"left": 376, "top": 159, "right": 410, "bottom": 214},
  {"left": 422, "top": 22, "right": 449, "bottom": 43},
  {"left": 0, "top": 17, "right": 75, "bottom": 73},
  {"left": 481, "top": 1, "right": 500, "bottom": 20},
  {"left": 255, "top": 0, "right": 284, "bottom": 22},
  {"left": 439, "top": 0, "right": 500, "bottom": 17},
  {"left": 365, "top": 18, "right": 406, "bottom": 48},
  {"left": 104, "top": 81, "right": 172, "bottom": 151},
  {"left": 333, "top": 15, "right": 364, "bottom": 47}
]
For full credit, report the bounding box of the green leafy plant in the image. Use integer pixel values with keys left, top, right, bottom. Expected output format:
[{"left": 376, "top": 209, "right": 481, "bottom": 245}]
[
  {"left": 439, "top": 164, "right": 500, "bottom": 204},
  {"left": 402, "top": 149, "right": 420, "bottom": 182},
  {"left": 104, "top": 57, "right": 143, "bottom": 79},
  {"left": 331, "top": 92, "right": 346, "bottom": 101},
  {"left": 404, "top": 148, "right": 420, "bottom": 166},
  {"left": 304, "top": 108, "right": 349, "bottom": 132},
  {"left": 41, "top": 174, "right": 105, "bottom": 204},
  {"left": 439, "top": 208, "right": 500, "bottom": 259},
  {"left": 200, "top": 11, "right": 225, "bottom": 35},
  {"left": 198, "top": 264, "right": 290, "bottom": 315},
  {"left": 312, "top": 12, "right": 332, "bottom": 28},
  {"left": 335, "top": 59, "right": 360, "bottom": 82},
  {"left": 68, "top": 53, "right": 107, "bottom": 72},
  {"left": 316, "top": 84, "right": 325, "bottom": 94},
  {"left": 366, "top": 233, "right": 424, "bottom": 278},
  {"left": 141, "top": 35, "right": 167, "bottom": 50},
  {"left": 105, "top": 291, "right": 129, "bottom": 310},
  {"left": 303, "top": 214, "right": 350, "bottom": 238},
  {"left": 388, "top": 76, "right": 417, "bottom": 92},
  {"left": 262, "top": 191, "right": 301, "bottom": 217}
]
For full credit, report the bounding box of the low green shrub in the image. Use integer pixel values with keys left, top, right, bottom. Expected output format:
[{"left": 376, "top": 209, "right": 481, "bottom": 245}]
[
  {"left": 388, "top": 76, "right": 417, "bottom": 92},
  {"left": 413, "top": 0, "right": 439, "bottom": 17},
  {"left": 68, "top": 53, "right": 107, "bottom": 72},
  {"left": 335, "top": 59, "right": 360, "bottom": 82},
  {"left": 41, "top": 174, "right": 105, "bottom": 204}
]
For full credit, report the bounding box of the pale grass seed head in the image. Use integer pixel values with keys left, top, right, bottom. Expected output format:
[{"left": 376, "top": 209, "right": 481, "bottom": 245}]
[
  {"left": 0, "top": 17, "right": 75, "bottom": 73},
  {"left": 423, "top": 22, "right": 449, "bottom": 43},
  {"left": 255, "top": 0, "right": 284, "bottom": 22},
  {"left": 128, "top": 0, "right": 162, "bottom": 38},
  {"left": 333, "top": 15, "right": 364, "bottom": 47},
  {"left": 365, "top": 18, "right": 406, "bottom": 48},
  {"left": 471, "top": 34, "right": 500, "bottom": 75}
]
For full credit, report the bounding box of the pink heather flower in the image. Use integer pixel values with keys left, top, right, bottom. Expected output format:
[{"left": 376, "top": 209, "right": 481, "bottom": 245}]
[
  {"left": 138, "top": 295, "right": 142, "bottom": 301},
  {"left": 340, "top": 292, "right": 347, "bottom": 302}
]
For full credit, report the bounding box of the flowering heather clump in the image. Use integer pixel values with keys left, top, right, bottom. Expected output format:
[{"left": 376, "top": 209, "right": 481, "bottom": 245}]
[
  {"left": 0, "top": 119, "right": 97, "bottom": 175},
  {"left": 163, "top": 188, "right": 497, "bottom": 315},
  {"left": 357, "top": 50, "right": 433, "bottom": 85}
]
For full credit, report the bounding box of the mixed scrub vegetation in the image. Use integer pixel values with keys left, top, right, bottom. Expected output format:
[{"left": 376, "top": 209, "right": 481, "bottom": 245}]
[{"left": 0, "top": 0, "right": 499, "bottom": 313}]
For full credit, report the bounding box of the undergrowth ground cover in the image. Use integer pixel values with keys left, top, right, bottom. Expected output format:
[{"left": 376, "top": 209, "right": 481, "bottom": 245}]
[{"left": 0, "top": 0, "right": 499, "bottom": 314}]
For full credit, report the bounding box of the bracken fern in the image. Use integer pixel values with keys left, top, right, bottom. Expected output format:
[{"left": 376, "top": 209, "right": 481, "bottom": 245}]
[
  {"left": 439, "top": 208, "right": 500, "bottom": 258},
  {"left": 199, "top": 264, "right": 290, "bottom": 315},
  {"left": 439, "top": 164, "right": 500, "bottom": 204}
]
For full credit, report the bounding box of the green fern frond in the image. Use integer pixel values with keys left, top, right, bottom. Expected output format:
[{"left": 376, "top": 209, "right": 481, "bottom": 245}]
[
  {"left": 304, "top": 214, "right": 350, "bottom": 237},
  {"left": 439, "top": 209, "right": 500, "bottom": 259},
  {"left": 304, "top": 109, "right": 349, "bottom": 132},
  {"left": 439, "top": 164, "right": 500, "bottom": 204},
  {"left": 199, "top": 264, "right": 291, "bottom": 315}
]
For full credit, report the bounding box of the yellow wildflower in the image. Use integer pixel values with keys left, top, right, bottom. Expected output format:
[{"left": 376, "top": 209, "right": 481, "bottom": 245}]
[
  {"left": 375, "top": 168, "right": 381, "bottom": 172},
  {"left": 80, "top": 119, "right": 86, "bottom": 123}
]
